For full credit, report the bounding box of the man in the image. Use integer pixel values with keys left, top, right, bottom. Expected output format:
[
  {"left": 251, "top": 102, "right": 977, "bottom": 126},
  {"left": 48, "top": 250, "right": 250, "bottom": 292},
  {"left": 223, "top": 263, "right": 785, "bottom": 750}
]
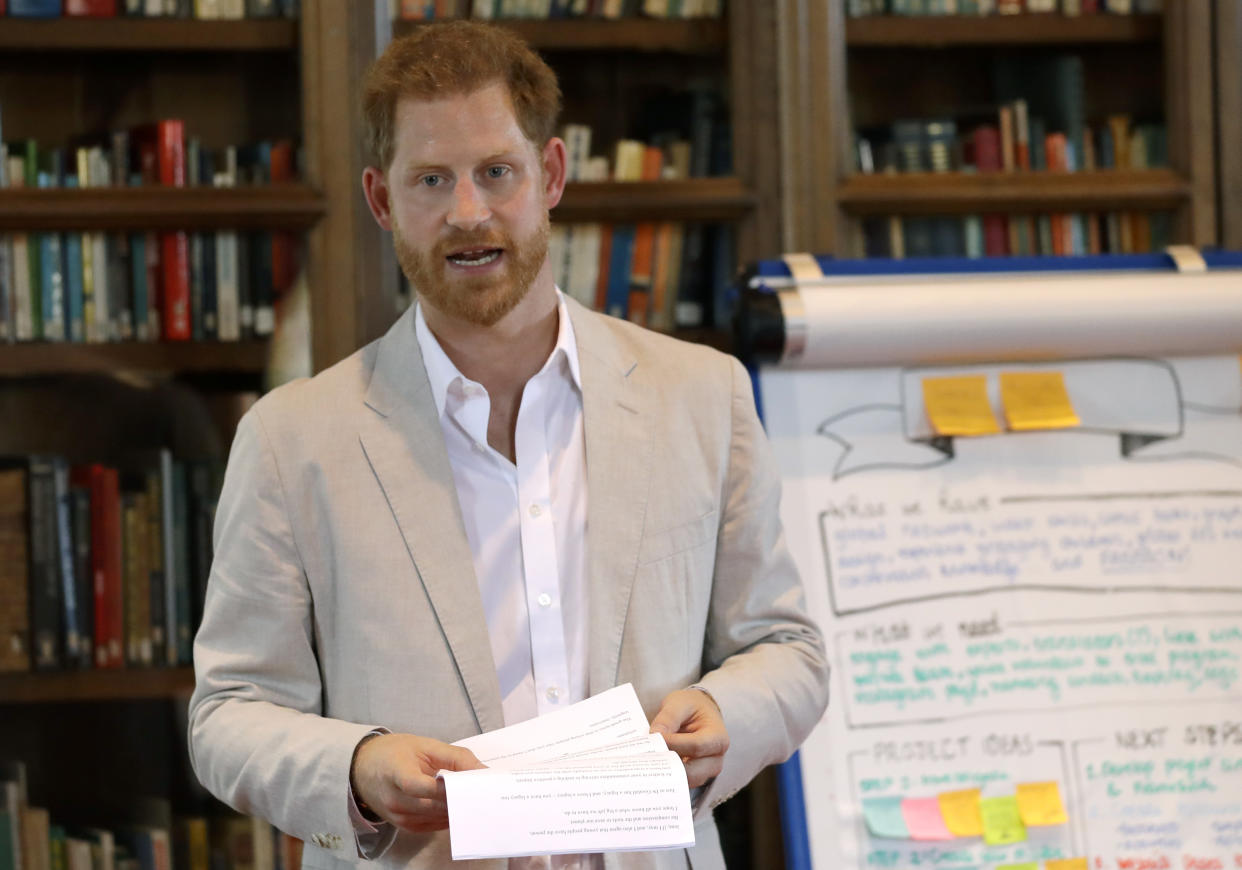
[{"left": 188, "top": 20, "right": 827, "bottom": 870}]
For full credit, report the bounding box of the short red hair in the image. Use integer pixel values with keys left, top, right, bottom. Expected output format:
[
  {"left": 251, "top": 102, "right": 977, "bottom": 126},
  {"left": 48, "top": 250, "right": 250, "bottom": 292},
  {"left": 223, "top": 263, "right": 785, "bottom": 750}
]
[{"left": 362, "top": 20, "right": 562, "bottom": 171}]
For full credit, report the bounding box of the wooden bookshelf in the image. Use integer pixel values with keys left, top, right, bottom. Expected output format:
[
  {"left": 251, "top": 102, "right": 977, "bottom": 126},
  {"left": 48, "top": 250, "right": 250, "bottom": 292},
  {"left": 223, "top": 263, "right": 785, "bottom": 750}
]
[
  {"left": 0, "top": 668, "right": 195, "bottom": 704},
  {"left": 846, "top": 13, "right": 1162, "bottom": 47},
  {"left": 393, "top": 17, "right": 727, "bottom": 54},
  {"left": 0, "top": 17, "right": 298, "bottom": 51},
  {"left": 0, "top": 341, "right": 269, "bottom": 377},
  {"left": 837, "top": 169, "right": 1191, "bottom": 216},
  {"left": 553, "top": 177, "right": 755, "bottom": 223},
  {"left": 0, "top": 186, "right": 325, "bottom": 231}
]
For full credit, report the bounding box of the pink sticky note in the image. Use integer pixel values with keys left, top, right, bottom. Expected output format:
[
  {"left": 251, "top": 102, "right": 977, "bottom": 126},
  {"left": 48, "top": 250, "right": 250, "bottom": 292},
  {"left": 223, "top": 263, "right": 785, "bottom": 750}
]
[{"left": 902, "top": 797, "right": 955, "bottom": 841}]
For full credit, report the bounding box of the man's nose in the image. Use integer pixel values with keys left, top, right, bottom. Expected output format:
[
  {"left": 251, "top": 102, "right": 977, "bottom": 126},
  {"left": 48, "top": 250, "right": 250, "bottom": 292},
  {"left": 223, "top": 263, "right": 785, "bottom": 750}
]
[{"left": 446, "top": 177, "right": 491, "bottom": 230}]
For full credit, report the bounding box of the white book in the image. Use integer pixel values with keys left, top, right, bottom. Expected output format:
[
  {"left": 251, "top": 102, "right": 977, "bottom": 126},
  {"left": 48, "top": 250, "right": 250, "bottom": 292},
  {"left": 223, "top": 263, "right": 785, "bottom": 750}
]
[
  {"left": 144, "top": 0, "right": 163, "bottom": 14},
  {"left": 471, "top": 0, "right": 496, "bottom": 18},
  {"left": 11, "top": 234, "right": 31, "bottom": 341},
  {"left": 567, "top": 223, "right": 601, "bottom": 310}
]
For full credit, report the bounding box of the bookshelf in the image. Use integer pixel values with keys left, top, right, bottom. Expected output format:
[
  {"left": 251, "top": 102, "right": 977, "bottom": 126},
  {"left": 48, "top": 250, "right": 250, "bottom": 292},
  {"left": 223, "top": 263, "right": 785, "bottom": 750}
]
[
  {"left": 0, "top": 17, "right": 298, "bottom": 51},
  {"left": 776, "top": 1, "right": 1219, "bottom": 257},
  {"left": 0, "top": 667, "right": 194, "bottom": 705},
  {"left": 1218, "top": 0, "right": 1242, "bottom": 250}
]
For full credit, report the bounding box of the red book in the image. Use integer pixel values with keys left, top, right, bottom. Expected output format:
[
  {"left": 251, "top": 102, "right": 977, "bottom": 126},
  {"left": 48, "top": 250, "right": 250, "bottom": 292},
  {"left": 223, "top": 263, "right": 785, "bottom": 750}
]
[
  {"left": 269, "top": 140, "right": 298, "bottom": 294},
  {"left": 972, "top": 126, "right": 1002, "bottom": 173},
  {"left": 80, "top": 464, "right": 123, "bottom": 670},
  {"left": 136, "top": 121, "right": 191, "bottom": 339},
  {"left": 1082, "top": 0, "right": 1099, "bottom": 11},
  {"left": 983, "top": 215, "right": 1010, "bottom": 257},
  {"left": 65, "top": 0, "right": 117, "bottom": 14}
]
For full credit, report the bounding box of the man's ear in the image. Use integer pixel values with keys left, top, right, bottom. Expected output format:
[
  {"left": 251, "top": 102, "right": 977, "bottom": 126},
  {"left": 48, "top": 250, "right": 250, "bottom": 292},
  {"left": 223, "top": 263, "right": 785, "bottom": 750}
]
[
  {"left": 361, "top": 166, "right": 394, "bottom": 231},
  {"left": 541, "top": 136, "right": 568, "bottom": 210}
]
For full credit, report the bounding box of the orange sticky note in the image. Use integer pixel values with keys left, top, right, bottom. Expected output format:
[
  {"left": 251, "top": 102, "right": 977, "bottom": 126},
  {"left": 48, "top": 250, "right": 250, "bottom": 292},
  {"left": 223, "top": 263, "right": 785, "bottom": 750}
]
[
  {"left": 1016, "top": 781, "right": 1068, "bottom": 826},
  {"left": 922, "top": 375, "right": 1001, "bottom": 437},
  {"left": 980, "top": 795, "right": 1026, "bottom": 845},
  {"left": 938, "top": 788, "right": 984, "bottom": 837},
  {"left": 1047, "top": 859, "right": 1090, "bottom": 870},
  {"left": 999, "top": 371, "right": 1080, "bottom": 431}
]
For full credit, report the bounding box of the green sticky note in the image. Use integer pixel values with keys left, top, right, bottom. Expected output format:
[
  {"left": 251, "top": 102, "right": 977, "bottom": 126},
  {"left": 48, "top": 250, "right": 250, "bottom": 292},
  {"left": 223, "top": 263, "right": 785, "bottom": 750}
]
[
  {"left": 862, "top": 796, "right": 910, "bottom": 839},
  {"left": 998, "top": 864, "right": 1039, "bottom": 870},
  {"left": 981, "top": 796, "right": 1026, "bottom": 845}
]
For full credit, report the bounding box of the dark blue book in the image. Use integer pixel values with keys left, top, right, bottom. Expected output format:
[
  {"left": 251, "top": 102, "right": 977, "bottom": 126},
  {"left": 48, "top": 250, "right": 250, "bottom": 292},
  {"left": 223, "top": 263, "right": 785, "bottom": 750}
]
[
  {"left": 27, "top": 455, "right": 63, "bottom": 671},
  {"left": 37, "top": 173, "right": 66, "bottom": 342},
  {"left": 9, "top": 0, "right": 62, "bottom": 17},
  {"left": 130, "top": 233, "right": 149, "bottom": 340},
  {"left": 604, "top": 225, "right": 636, "bottom": 320},
  {"left": 52, "top": 459, "right": 82, "bottom": 667},
  {"left": 63, "top": 178, "right": 85, "bottom": 342},
  {"left": 201, "top": 230, "right": 217, "bottom": 340}
]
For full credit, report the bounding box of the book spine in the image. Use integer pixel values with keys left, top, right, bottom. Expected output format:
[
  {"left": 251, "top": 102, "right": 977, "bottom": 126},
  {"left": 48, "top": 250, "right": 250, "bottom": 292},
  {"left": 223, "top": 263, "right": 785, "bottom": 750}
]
[
  {"left": 28, "top": 458, "right": 63, "bottom": 670},
  {"left": 52, "top": 461, "right": 81, "bottom": 667}
]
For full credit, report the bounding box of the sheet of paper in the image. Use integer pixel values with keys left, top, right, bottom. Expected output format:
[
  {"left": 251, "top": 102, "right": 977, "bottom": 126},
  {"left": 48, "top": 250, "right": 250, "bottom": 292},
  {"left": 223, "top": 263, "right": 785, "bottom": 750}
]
[
  {"left": 441, "top": 684, "right": 695, "bottom": 860},
  {"left": 1015, "top": 781, "right": 1068, "bottom": 826},
  {"left": 921, "top": 375, "right": 1001, "bottom": 436},
  {"left": 454, "top": 683, "right": 650, "bottom": 769},
  {"left": 861, "top": 796, "right": 908, "bottom": 839},
  {"left": 441, "top": 750, "right": 694, "bottom": 859},
  {"left": 999, "top": 370, "right": 1080, "bottom": 431},
  {"left": 980, "top": 796, "right": 1026, "bottom": 845},
  {"left": 901, "top": 797, "right": 953, "bottom": 841},
  {"left": 937, "top": 788, "right": 984, "bottom": 837}
]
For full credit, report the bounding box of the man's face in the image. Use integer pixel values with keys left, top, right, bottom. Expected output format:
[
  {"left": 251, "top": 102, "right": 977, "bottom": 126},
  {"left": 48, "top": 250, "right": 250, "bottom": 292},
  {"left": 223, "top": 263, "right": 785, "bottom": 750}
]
[{"left": 384, "top": 83, "right": 553, "bottom": 328}]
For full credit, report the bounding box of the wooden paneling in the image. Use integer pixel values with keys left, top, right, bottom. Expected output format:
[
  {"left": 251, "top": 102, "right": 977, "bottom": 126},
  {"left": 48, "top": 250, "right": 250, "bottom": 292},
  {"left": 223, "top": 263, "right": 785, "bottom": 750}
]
[
  {"left": 0, "top": 18, "right": 297, "bottom": 51},
  {"left": 1165, "top": 0, "right": 1217, "bottom": 246},
  {"left": 837, "top": 169, "right": 1191, "bottom": 215},
  {"left": 394, "top": 17, "right": 726, "bottom": 54},
  {"left": 1217, "top": 0, "right": 1242, "bottom": 248},
  {"left": 0, "top": 186, "right": 325, "bottom": 231},
  {"left": 0, "top": 669, "right": 195, "bottom": 704},
  {"left": 847, "top": 13, "right": 1161, "bottom": 46}
]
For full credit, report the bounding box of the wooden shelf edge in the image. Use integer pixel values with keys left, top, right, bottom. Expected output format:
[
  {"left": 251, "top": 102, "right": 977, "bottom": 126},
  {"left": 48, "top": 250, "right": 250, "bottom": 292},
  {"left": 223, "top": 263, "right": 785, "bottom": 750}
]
[
  {"left": 0, "top": 186, "right": 326, "bottom": 231},
  {"left": 0, "top": 667, "right": 195, "bottom": 704},
  {"left": 846, "top": 13, "right": 1162, "bottom": 47},
  {"left": 553, "top": 177, "right": 755, "bottom": 222},
  {"left": 837, "top": 170, "right": 1191, "bottom": 215},
  {"left": 0, "top": 18, "right": 298, "bottom": 51},
  {"left": 393, "top": 17, "right": 727, "bottom": 54},
  {"left": 0, "top": 340, "right": 270, "bottom": 377}
]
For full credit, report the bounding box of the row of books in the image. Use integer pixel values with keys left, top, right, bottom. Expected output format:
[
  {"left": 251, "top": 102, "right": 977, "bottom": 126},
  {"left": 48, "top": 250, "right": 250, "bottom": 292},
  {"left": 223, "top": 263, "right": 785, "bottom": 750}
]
[
  {"left": 847, "top": 0, "right": 1162, "bottom": 15},
  {"left": 0, "top": 452, "right": 222, "bottom": 674},
  {"left": 0, "top": 121, "right": 299, "bottom": 344},
  {"left": 393, "top": 0, "right": 722, "bottom": 19},
  {"left": 1, "top": 771, "right": 299, "bottom": 870},
  {"left": 862, "top": 209, "right": 1174, "bottom": 258},
  {"left": 1, "top": 0, "right": 297, "bottom": 18},
  {"left": 858, "top": 113, "right": 1167, "bottom": 177},
  {"left": 0, "top": 227, "right": 287, "bottom": 345}
]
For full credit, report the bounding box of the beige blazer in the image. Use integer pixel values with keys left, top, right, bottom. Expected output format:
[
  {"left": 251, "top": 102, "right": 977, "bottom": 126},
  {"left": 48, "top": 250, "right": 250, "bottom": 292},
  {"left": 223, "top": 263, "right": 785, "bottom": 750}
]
[{"left": 187, "top": 298, "right": 829, "bottom": 870}]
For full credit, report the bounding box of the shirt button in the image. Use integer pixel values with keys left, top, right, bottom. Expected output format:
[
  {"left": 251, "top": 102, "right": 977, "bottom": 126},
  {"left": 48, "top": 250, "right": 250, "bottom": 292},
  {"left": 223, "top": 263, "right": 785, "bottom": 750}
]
[
  {"left": 537, "top": 592, "right": 552, "bottom": 608},
  {"left": 529, "top": 503, "right": 542, "bottom": 518},
  {"left": 546, "top": 686, "right": 560, "bottom": 701}
]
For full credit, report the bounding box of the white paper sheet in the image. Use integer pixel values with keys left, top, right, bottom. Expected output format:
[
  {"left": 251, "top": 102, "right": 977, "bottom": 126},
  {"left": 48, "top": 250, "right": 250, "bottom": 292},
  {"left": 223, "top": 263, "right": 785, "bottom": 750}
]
[{"left": 439, "top": 684, "right": 696, "bottom": 860}]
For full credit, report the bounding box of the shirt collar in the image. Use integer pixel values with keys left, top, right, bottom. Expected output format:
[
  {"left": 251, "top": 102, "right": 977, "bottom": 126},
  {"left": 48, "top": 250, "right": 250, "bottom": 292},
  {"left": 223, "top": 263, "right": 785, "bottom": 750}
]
[{"left": 414, "top": 288, "right": 583, "bottom": 419}]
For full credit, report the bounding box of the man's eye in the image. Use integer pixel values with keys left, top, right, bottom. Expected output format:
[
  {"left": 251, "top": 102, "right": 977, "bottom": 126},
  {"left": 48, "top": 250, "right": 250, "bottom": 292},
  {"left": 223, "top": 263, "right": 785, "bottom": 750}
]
[
  {"left": 421, "top": 175, "right": 443, "bottom": 188},
  {"left": 486, "top": 166, "right": 509, "bottom": 179}
]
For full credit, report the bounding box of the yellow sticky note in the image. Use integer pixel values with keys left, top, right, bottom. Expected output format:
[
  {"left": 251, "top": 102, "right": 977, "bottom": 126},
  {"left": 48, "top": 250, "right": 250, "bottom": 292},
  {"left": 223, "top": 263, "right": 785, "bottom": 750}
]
[
  {"left": 1016, "top": 781, "right": 1068, "bottom": 826},
  {"left": 938, "top": 788, "right": 984, "bottom": 837},
  {"left": 998, "top": 863, "right": 1039, "bottom": 870},
  {"left": 1046, "top": 859, "right": 1090, "bottom": 870},
  {"left": 980, "top": 795, "right": 1026, "bottom": 845},
  {"left": 999, "top": 371, "right": 1080, "bottom": 431},
  {"left": 922, "top": 375, "right": 1001, "bottom": 437}
]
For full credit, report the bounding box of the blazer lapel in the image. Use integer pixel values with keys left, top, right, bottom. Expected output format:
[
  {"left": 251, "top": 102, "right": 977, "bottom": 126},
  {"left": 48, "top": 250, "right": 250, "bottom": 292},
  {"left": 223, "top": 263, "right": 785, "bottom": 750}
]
[
  {"left": 356, "top": 306, "right": 504, "bottom": 735},
  {"left": 568, "top": 300, "right": 656, "bottom": 697}
]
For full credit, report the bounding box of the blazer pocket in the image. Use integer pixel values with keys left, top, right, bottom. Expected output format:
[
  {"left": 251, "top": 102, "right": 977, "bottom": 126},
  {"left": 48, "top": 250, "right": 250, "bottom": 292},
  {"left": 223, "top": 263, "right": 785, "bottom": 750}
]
[{"left": 637, "top": 508, "right": 719, "bottom": 566}]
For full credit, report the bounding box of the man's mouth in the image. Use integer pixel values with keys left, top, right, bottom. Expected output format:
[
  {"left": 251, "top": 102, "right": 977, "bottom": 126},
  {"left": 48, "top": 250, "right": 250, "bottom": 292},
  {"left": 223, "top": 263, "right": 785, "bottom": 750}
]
[{"left": 446, "top": 248, "right": 503, "bottom": 267}]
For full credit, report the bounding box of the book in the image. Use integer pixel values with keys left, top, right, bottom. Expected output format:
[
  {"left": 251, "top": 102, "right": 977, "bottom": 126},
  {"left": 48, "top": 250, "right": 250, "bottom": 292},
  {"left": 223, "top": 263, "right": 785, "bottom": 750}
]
[{"left": 0, "top": 463, "right": 31, "bottom": 673}]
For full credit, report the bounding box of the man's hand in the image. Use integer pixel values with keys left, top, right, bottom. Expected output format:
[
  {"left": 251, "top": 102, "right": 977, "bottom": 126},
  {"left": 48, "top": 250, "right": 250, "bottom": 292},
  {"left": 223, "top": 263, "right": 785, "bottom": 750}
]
[
  {"left": 350, "top": 733, "right": 485, "bottom": 833},
  {"left": 649, "top": 688, "right": 730, "bottom": 789}
]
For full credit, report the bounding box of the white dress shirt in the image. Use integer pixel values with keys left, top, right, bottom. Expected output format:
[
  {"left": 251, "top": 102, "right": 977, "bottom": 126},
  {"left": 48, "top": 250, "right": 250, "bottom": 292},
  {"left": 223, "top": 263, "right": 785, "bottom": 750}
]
[{"left": 414, "top": 292, "right": 597, "bottom": 870}]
